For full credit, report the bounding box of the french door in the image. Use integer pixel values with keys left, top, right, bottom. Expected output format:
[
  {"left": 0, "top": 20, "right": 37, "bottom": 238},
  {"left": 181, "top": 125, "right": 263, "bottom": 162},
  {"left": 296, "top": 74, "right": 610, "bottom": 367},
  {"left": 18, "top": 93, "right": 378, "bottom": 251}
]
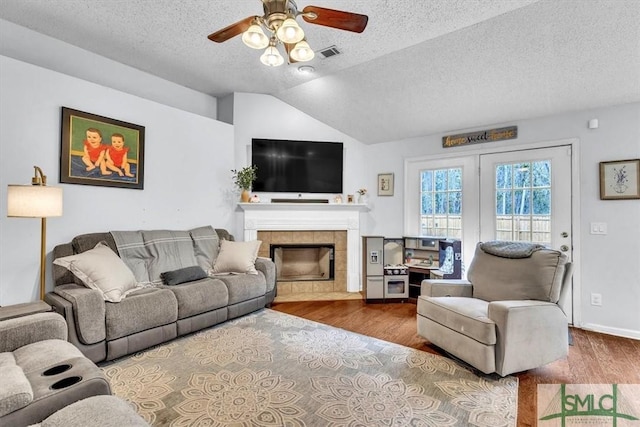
[{"left": 479, "top": 145, "right": 573, "bottom": 319}]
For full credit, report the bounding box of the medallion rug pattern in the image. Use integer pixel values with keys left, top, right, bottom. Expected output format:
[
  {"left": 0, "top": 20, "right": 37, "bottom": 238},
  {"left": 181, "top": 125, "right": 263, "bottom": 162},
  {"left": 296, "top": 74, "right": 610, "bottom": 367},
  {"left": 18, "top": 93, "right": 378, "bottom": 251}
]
[{"left": 101, "top": 309, "right": 517, "bottom": 426}]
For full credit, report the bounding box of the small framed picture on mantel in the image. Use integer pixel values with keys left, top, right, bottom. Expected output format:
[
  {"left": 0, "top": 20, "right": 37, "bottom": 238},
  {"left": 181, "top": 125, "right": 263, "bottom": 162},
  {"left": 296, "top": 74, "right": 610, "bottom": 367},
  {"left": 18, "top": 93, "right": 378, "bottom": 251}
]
[{"left": 378, "top": 173, "right": 394, "bottom": 196}]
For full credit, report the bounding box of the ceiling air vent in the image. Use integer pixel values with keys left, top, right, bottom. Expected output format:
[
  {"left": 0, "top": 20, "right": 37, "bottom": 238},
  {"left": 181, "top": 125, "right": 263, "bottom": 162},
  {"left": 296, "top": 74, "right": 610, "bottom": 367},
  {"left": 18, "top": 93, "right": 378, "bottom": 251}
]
[{"left": 317, "top": 45, "right": 341, "bottom": 59}]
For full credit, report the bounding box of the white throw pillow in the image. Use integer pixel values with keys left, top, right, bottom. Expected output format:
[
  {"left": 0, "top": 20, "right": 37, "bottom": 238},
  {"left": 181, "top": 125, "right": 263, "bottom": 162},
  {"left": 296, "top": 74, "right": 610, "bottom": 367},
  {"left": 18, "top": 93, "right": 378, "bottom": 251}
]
[
  {"left": 53, "top": 242, "right": 138, "bottom": 302},
  {"left": 212, "top": 240, "right": 261, "bottom": 275}
]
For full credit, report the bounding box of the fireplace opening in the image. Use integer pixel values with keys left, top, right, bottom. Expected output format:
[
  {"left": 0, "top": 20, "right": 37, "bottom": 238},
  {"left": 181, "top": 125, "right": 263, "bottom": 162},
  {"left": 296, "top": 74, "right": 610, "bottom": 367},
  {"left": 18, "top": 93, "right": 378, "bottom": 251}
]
[{"left": 271, "top": 244, "right": 335, "bottom": 281}]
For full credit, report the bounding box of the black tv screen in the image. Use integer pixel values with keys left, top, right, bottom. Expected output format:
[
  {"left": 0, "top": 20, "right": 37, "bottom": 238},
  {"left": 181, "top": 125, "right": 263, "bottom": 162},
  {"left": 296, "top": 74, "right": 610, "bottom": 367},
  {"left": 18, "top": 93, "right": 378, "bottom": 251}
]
[{"left": 251, "top": 139, "right": 343, "bottom": 193}]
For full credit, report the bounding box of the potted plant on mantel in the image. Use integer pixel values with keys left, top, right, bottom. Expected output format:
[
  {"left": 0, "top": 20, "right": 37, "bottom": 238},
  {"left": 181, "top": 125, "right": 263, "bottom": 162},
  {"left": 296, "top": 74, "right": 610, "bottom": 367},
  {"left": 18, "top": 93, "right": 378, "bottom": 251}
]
[{"left": 231, "top": 165, "right": 257, "bottom": 203}]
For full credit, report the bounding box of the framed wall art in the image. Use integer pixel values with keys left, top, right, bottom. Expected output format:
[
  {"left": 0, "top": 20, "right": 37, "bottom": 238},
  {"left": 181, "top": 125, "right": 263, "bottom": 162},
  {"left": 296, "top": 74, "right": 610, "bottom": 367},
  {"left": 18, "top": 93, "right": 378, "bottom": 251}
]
[
  {"left": 378, "top": 173, "right": 394, "bottom": 196},
  {"left": 60, "top": 107, "right": 145, "bottom": 189},
  {"left": 599, "top": 159, "right": 640, "bottom": 200}
]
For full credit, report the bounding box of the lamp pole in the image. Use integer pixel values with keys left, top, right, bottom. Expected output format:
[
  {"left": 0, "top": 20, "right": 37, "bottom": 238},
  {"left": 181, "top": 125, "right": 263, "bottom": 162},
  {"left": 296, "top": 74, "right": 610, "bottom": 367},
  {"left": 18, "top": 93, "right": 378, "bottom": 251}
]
[{"left": 40, "top": 217, "right": 47, "bottom": 300}]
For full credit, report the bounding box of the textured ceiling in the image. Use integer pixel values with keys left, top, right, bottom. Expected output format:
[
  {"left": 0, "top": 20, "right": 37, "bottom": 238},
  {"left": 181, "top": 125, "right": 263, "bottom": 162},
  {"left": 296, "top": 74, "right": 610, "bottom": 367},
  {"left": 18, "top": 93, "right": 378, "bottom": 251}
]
[{"left": 0, "top": 0, "right": 639, "bottom": 144}]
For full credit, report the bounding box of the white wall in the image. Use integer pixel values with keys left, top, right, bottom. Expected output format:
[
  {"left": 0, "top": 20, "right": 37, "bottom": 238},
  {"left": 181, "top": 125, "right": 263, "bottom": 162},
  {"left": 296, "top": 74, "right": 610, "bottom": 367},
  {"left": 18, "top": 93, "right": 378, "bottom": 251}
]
[
  {"left": 364, "top": 103, "right": 640, "bottom": 338},
  {"left": 0, "top": 55, "right": 235, "bottom": 305},
  {"left": 0, "top": 19, "right": 217, "bottom": 121},
  {"left": 229, "top": 92, "right": 370, "bottom": 239}
]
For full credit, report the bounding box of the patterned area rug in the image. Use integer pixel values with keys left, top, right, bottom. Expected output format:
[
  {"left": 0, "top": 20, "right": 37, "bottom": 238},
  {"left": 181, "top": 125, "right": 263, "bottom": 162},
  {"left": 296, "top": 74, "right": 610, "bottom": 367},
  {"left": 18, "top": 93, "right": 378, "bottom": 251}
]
[{"left": 101, "top": 309, "right": 517, "bottom": 426}]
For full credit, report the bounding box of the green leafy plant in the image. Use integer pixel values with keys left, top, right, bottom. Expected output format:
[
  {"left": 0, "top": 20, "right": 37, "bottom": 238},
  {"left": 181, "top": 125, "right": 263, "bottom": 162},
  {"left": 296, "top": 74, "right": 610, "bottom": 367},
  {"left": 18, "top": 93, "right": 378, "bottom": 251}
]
[{"left": 231, "top": 165, "right": 257, "bottom": 190}]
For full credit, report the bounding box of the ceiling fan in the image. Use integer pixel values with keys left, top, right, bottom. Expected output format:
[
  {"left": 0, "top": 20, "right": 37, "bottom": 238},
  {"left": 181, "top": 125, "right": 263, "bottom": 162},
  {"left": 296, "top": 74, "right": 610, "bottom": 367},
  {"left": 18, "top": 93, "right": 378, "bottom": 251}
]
[{"left": 208, "top": 0, "right": 368, "bottom": 67}]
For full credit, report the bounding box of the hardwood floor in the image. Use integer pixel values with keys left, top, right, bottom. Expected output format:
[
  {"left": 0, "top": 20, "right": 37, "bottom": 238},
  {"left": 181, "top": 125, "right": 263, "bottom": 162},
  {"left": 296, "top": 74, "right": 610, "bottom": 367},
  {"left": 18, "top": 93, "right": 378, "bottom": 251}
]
[{"left": 271, "top": 299, "right": 640, "bottom": 427}]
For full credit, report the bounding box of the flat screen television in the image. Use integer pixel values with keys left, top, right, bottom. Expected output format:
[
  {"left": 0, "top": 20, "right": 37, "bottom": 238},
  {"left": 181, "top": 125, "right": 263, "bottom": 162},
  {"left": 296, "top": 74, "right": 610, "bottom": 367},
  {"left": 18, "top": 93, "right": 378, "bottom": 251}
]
[{"left": 251, "top": 138, "right": 343, "bottom": 193}]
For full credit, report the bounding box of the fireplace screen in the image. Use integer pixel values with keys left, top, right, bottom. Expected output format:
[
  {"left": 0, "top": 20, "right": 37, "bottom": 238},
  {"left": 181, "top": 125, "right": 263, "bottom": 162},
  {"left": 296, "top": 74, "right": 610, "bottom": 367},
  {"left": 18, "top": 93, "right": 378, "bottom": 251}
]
[{"left": 271, "top": 244, "right": 335, "bottom": 281}]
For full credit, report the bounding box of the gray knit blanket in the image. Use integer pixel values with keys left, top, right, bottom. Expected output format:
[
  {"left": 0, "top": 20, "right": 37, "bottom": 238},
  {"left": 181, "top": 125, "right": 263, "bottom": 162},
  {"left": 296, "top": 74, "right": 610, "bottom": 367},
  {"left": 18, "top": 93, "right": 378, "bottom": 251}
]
[
  {"left": 111, "top": 226, "right": 219, "bottom": 285},
  {"left": 479, "top": 240, "right": 545, "bottom": 259}
]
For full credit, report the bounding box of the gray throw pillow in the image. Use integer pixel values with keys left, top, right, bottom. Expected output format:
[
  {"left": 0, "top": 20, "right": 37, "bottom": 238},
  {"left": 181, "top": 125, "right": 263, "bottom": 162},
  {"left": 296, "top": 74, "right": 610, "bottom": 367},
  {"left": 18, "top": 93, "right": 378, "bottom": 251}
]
[{"left": 161, "top": 266, "right": 208, "bottom": 286}]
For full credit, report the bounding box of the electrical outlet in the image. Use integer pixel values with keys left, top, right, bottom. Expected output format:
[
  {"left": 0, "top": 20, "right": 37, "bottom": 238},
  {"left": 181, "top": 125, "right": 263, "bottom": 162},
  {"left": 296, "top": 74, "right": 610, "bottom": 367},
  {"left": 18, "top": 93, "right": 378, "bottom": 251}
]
[{"left": 591, "top": 293, "right": 602, "bottom": 306}]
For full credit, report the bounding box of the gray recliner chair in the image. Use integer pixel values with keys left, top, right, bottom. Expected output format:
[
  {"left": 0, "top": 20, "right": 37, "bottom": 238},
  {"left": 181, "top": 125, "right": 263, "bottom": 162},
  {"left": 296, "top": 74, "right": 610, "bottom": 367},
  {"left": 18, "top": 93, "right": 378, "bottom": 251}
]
[
  {"left": 30, "top": 395, "right": 149, "bottom": 427},
  {"left": 417, "top": 241, "right": 573, "bottom": 376},
  {"left": 0, "top": 302, "right": 112, "bottom": 426}
]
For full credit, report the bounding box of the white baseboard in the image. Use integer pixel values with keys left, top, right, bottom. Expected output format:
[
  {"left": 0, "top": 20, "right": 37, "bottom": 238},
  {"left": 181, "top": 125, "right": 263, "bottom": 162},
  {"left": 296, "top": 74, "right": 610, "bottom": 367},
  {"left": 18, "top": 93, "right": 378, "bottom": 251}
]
[{"left": 579, "top": 323, "right": 640, "bottom": 340}]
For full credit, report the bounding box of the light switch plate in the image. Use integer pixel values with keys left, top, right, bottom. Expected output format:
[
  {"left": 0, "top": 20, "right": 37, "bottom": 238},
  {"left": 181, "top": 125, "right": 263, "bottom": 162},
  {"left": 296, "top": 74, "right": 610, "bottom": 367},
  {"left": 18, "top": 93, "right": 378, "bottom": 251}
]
[{"left": 590, "top": 222, "right": 607, "bottom": 235}]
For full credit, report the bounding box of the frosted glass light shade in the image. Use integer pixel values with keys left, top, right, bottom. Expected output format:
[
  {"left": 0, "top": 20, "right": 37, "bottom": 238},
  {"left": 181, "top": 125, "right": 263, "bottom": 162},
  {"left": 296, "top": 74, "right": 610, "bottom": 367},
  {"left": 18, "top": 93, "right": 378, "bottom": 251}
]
[
  {"left": 242, "top": 24, "right": 269, "bottom": 49},
  {"left": 290, "top": 40, "right": 315, "bottom": 62},
  {"left": 7, "top": 185, "right": 63, "bottom": 217},
  {"left": 260, "top": 46, "right": 284, "bottom": 67},
  {"left": 276, "top": 17, "right": 304, "bottom": 44}
]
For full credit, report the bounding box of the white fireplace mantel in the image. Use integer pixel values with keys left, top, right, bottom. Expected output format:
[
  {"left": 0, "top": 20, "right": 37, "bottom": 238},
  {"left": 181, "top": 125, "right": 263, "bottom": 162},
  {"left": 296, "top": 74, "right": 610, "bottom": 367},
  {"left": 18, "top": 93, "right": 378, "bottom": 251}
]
[{"left": 239, "top": 203, "right": 369, "bottom": 293}]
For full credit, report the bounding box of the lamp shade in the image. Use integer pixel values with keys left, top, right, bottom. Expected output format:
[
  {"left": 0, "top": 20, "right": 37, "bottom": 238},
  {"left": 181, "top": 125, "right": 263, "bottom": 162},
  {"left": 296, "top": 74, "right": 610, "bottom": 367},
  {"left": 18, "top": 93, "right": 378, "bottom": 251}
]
[
  {"left": 242, "top": 24, "right": 269, "bottom": 49},
  {"left": 290, "top": 40, "right": 315, "bottom": 62},
  {"left": 276, "top": 17, "right": 304, "bottom": 44},
  {"left": 7, "top": 185, "right": 63, "bottom": 218},
  {"left": 260, "top": 45, "right": 284, "bottom": 67}
]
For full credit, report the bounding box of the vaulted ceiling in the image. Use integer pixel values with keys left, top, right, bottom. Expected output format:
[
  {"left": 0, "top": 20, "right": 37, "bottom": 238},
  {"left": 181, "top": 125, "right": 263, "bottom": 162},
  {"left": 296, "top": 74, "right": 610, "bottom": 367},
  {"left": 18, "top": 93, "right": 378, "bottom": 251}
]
[{"left": 1, "top": 0, "right": 638, "bottom": 144}]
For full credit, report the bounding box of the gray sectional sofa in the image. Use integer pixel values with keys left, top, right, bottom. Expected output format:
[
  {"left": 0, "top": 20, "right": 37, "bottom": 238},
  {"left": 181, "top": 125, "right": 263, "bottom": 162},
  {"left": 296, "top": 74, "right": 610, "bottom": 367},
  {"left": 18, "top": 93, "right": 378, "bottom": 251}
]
[{"left": 45, "top": 226, "right": 276, "bottom": 363}]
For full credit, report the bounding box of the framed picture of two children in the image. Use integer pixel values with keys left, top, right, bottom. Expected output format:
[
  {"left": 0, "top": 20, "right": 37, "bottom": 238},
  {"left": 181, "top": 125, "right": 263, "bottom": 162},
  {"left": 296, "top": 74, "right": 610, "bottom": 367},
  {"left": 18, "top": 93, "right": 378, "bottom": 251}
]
[{"left": 60, "top": 107, "right": 145, "bottom": 189}]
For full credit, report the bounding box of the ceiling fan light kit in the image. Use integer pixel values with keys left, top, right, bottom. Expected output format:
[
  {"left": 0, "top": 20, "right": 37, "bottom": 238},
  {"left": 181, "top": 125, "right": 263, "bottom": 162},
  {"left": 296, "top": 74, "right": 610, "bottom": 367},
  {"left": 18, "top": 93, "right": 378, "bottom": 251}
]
[
  {"left": 290, "top": 40, "right": 315, "bottom": 62},
  {"left": 242, "top": 23, "right": 269, "bottom": 49},
  {"left": 209, "top": 0, "right": 368, "bottom": 68},
  {"left": 276, "top": 17, "right": 305, "bottom": 44},
  {"left": 261, "top": 42, "right": 285, "bottom": 67}
]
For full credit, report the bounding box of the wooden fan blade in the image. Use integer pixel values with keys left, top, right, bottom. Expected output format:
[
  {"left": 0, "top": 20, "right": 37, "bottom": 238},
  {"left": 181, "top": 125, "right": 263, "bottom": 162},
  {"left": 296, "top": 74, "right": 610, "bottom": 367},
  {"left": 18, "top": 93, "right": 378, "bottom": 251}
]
[
  {"left": 208, "top": 16, "right": 257, "bottom": 43},
  {"left": 302, "top": 6, "right": 368, "bottom": 33}
]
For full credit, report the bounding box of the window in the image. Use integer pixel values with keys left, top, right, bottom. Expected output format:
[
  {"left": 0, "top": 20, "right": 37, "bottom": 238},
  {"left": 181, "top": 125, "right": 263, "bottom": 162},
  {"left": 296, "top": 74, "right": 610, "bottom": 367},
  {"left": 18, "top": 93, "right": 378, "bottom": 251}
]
[
  {"left": 420, "top": 168, "right": 462, "bottom": 238},
  {"left": 494, "top": 161, "right": 551, "bottom": 244}
]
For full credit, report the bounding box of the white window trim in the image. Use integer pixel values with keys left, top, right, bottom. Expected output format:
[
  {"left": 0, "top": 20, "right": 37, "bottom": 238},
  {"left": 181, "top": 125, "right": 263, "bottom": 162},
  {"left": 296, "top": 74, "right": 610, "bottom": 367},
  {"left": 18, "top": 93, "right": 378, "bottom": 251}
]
[{"left": 405, "top": 156, "right": 478, "bottom": 269}]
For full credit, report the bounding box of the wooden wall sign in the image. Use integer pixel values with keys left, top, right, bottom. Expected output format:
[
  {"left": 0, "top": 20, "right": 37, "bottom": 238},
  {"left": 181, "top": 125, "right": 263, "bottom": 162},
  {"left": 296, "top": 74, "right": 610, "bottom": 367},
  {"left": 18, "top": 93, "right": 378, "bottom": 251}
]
[{"left": 442, "top": 126, "right": 518, "bottom": 148}]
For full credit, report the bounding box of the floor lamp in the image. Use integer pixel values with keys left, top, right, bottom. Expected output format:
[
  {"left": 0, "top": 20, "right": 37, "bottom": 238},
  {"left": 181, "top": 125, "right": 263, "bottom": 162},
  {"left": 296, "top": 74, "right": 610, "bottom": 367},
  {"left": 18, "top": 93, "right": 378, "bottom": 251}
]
[{"left": 7, "top": 166, "right": 63, "bottom": 300}]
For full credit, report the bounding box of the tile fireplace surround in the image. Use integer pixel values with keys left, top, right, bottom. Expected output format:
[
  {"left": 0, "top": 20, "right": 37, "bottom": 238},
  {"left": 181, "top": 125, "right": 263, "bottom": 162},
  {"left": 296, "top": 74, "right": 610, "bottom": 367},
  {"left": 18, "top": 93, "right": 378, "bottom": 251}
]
[
  {"left": 239, "top": 203, "right": 369, "bottom": 295},
  {"left": 259, "top": 231, "right": 344, "bottom": 295}
]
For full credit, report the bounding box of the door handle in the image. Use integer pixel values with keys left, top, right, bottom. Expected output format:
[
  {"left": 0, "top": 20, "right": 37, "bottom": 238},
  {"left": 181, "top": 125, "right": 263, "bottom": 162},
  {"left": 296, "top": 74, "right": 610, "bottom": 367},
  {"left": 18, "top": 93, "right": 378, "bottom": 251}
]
[
  {"left": 560, "top": 245, "right": 569, "bottom": 252},
  {"left": 561, "top": 232, "right": 569, "bottom": 238}
]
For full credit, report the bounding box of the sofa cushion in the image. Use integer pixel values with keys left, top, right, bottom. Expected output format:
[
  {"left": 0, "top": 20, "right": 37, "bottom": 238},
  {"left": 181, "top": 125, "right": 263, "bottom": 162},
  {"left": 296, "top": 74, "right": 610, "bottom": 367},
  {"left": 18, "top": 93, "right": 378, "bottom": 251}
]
[
  {"left": 254, "top": 258, "right": 276, "bottom": 293},
  {"left": 53, "top": 242, "right": 138, "bottom": 303},
  {"left": 0, "top": 352, "right": 15, "bottom": 368},
  {"left": 110, "top": 230, "right": 200, "bottom": 285},
  {"left": 0, "top": 363, "right": 32, "bottom": 417},
  {"left": 104, "top": 288, "right": 178, "bottom": 340},
  {"left": 163, "top": 278, "right": 229, "bottom": 319},
  {"left": 215, "top": 272, "right": 267, "bottom": 305},
  {"left": 54, "top": 285, "right": 106, "bottom": 345},
  {"left": 32, "top": 395, "right": 149, "bottom": 427},
  {"left": 13, "top": 339, "right": 85, "bottom": 374},
  {"left": 468, "top": 243, "right": 568, "bottom": 303},
  {"left": 161, "top": 266, "right": 208, "bottom": 286},
  {"left": 72, "top": 233, "right": 118, "bottom": 254},
  {"left": 0, "top": 312, "right": 68, "bottom": 353},
  {"left": 212, "top": 240, "right": 261, "bottom": 275},
  {"left": 417, "top": 296, "right": 496, "bottom": 345},
  {"left": 189, "top": 226, "right": 220, "bottom": 271}
]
